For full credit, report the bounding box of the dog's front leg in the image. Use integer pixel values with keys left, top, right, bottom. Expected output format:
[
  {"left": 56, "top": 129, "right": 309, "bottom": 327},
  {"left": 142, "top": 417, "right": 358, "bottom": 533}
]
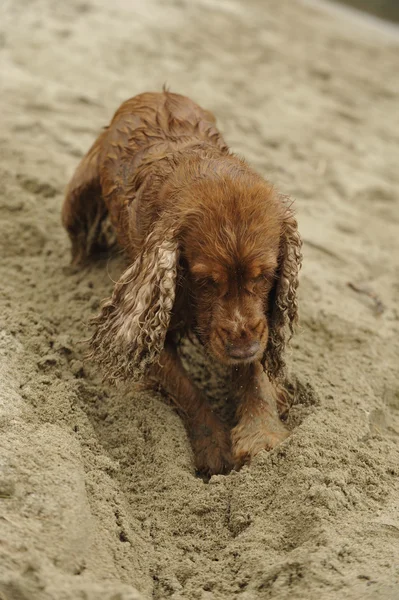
[
  {"left": 231, "top": 363, "right": 289, "bottom": 469},
  {"left": 149, "top": 344, "right": 232, "bottom": 476}
]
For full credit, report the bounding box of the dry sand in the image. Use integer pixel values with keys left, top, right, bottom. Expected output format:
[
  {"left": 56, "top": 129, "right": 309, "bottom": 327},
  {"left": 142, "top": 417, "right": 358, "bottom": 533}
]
[{"left": 1, "top": 0, "right": 399, "bottom": 598}]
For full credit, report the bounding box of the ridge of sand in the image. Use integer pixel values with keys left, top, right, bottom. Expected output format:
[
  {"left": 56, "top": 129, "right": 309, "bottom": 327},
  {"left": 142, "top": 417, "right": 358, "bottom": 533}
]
[{"left": 1, "top": 1, "right": 398, "bottom": 598}]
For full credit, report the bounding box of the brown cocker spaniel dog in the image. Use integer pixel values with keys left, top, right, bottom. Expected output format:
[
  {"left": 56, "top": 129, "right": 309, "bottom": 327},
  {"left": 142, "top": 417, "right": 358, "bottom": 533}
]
[{"left": 62, "top": 90, "right": 302, "bottom": 476}]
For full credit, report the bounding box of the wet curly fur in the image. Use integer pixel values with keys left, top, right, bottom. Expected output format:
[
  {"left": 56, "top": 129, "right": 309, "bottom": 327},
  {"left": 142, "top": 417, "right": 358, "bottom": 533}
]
[
  {"left": 263, "top": 204, "right": 302, "bottom": 381},
  {"left": 89, "top": 229, "right": 179, "bottom": 383},
  {"left": 62, "top": 90, "right": 302, "bottom": 474}
]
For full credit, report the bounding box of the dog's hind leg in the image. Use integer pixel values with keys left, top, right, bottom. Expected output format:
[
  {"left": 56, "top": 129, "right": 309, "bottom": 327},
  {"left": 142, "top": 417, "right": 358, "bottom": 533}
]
[{"left": 62, "top": 130, "right": 115, "bottom": 265}]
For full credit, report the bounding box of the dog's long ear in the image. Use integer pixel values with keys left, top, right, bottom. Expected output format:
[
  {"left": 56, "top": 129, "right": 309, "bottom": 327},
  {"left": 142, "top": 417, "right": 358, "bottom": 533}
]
[
  {"left": 263, "top": 201, "right": 302, "bottom": 381},
  {"left": 89, "top": 223, "right": 179, "bottom": 383}
]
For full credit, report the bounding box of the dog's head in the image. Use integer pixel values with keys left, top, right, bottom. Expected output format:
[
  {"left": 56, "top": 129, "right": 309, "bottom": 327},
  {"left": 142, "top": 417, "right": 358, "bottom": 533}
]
[{"left": 89, "top": 161, "right": 302, "bottom": 382}]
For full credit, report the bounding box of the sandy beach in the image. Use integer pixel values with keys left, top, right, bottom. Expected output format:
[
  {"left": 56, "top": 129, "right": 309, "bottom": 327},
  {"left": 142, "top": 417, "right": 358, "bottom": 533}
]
[{"left": 1, "top": 0, "right": 399, "bottom": 598}]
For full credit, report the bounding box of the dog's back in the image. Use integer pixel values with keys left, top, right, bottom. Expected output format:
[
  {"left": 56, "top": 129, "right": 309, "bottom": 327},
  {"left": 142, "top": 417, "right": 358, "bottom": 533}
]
[
  {"left": 104, "top": 91, "right": 227, "bottom": 164},
  {"left": 62, "top": 90, "right": 228, "bottom": 262}
]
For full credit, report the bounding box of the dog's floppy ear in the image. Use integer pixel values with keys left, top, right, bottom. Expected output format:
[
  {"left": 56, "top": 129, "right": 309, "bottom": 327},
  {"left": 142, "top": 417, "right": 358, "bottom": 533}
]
[
  {"left": 89, "top": 223, "right": 179, "bottom": 383},
  {"left": 263, "top": 201, "right": 302, "bottom": 381}
]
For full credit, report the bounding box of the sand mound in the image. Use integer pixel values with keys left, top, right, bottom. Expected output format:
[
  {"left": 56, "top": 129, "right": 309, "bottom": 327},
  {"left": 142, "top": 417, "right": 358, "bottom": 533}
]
[{"left": 1, "top": 0, "right": 399, "bottom": 598}]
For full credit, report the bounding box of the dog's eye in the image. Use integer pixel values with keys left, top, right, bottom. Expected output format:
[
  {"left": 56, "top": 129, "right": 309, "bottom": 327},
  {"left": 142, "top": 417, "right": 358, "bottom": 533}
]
[
  {"left": 252, "top": 274, "right": 268, "bottom": 285},
  {"left": 246, "top": 273, "right": 274, "bottom": 295},
  {"left": 253, "top": 272, "right": 276, "bottom": 285},
  {"left": 198, "top": 276, "right": 218, "bottom": 289}
]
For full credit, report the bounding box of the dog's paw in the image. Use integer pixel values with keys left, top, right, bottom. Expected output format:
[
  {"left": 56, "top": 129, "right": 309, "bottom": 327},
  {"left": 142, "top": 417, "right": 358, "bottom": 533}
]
[
  {"left": 190, "top": 418, "right": 233, "bottom": 477},
  {"left": 231, "top": 416, "right": 289, "bottom": 470}
]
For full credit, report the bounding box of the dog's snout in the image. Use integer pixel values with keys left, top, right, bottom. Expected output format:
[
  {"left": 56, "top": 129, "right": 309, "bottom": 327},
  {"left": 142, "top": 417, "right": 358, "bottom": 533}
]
[
  {"left": 227, "top": 340, "right": 260, "bottom": 360},
  {"left": 217, "top": 320, "right": 264, "bottom": 361}
]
